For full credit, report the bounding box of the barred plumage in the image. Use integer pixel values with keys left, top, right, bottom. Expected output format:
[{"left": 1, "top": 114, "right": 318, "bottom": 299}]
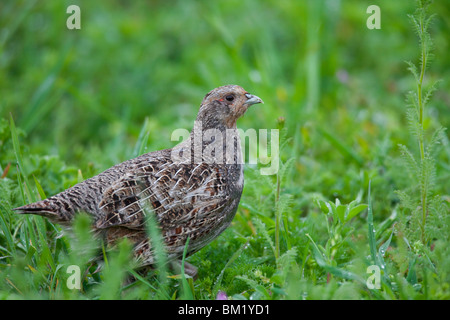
[{"left": 13, "top": 85, "right": 263, "bottom": 278}]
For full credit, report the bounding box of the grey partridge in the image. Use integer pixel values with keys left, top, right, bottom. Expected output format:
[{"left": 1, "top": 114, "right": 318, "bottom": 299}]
[{"left": 14, "top": 85, "right": 263, "bottom": 278}]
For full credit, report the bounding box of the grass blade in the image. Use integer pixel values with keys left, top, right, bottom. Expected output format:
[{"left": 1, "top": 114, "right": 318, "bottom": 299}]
[
  {"left": 0, "top": 205, "right": 16, "bottom": 256},
  {"left": 133, "top": 117, "right": 151, "bottom": 157},
  {"left": 10, "top": 114, "right": 32, "bottom": 201},
  {"left": 367, "top": 180, "right": 378, "bottom": 266},
  {"left": 145, "top": 208, "right": 170, "bottom": 300},
  {"left": 180, "top": 237, "right": 194, "bottom": 300}
]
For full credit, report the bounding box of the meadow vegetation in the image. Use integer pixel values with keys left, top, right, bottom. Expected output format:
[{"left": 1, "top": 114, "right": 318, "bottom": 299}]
[{"left": 0, "top": 0, "right": 448, "bottom": 299}]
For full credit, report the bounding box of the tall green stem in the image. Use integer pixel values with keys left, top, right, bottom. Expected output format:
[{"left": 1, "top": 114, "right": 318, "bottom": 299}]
[
  {"left": 275, "top": 172, "right": 281, "bottom": 260},
  {"left": 417, "top": 9, "right": 427, "bottom": 244}
]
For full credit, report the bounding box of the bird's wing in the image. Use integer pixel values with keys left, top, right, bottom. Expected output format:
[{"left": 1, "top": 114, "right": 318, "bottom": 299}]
[{"left": 95, "top": 157, "right": 229, "bottom": 236}]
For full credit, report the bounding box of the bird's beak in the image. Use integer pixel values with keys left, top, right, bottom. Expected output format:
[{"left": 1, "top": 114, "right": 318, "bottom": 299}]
[{"left": 244, "top": 93, "right": 264, "bottom": 105}]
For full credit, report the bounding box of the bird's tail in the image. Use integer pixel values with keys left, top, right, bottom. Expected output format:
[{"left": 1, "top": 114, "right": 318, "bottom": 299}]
[{"left": 13, "top": 198, "right": 64, "bottom": 222}]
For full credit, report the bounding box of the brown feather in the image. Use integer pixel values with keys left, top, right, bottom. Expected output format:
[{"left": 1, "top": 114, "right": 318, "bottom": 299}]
[{"left": 13, "top": 85, "right": 263, "bottom": 273}]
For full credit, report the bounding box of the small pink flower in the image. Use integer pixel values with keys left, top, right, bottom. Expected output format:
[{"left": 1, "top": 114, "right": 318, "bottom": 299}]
[
  {"left": 216, "top": 291, "right": 228, "bottom": 300},
  {"left": 336, "top": 69, "right": 349, "bottom": 84}
]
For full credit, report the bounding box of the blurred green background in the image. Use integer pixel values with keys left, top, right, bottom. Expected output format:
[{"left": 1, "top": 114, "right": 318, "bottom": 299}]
[
  {"left": 1, "top": 0, "right": 448, "bottom": 201},
  {"left": 0, "top": 0, "right": 449, "bottom": 299},
  {"left": 1, "top": 0, "right": 448, "bottom": 164}
]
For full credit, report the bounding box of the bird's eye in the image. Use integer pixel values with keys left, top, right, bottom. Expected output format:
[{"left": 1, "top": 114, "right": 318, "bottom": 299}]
[{"left": 225, "top": 95, "right": 235, "bottom": 102}]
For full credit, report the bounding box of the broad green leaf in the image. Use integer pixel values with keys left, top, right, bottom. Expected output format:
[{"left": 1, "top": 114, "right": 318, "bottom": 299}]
[{"left": 345, "top": 204, "right": 368, "bottom": 222}]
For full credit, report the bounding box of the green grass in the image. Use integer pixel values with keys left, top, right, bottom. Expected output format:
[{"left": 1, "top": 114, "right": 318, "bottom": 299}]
[{"left": 0, "top": 0, "right": 449, "bottom": 300}]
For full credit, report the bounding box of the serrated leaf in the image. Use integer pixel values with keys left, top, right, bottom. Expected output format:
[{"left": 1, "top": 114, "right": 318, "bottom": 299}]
[
  {"left": 277, "top": 247, "right": 297, "bottom": 271},
  {"left": 405, "top": 60, "right": 419, "bottom": 82},
  {"left": 253, "top": 218, "right": 276, "bottom": 258},
  {"left": 427, "top": 126, "right": 446, "bottom": 156},
  {"left": 422, "top": 79, "right": 440, "bottom": 108},
  {"left": 398, "top": 144, "right": 419, "bottom": 177},
  {"left": 278, "top": 157, "right": 295, "bottom": 185},
  {"left": 395, "top": 190, "right": 417, "bottom": 210},
  {"left": 406, "top": 107, "right": 421, "bottom": 139}
]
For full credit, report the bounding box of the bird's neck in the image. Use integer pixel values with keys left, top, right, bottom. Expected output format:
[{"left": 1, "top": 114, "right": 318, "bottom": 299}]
[
  {"left": 195, "top": 106, "right": 237, "bottom": 131},
  {"left": 171, "top": 121, "right": 242, "bottom": 166}
]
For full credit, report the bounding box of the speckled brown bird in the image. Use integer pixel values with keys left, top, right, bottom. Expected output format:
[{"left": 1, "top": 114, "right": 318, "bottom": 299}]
[{"left": 14, "top": 85, "right": 263, "bottom": 278}]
